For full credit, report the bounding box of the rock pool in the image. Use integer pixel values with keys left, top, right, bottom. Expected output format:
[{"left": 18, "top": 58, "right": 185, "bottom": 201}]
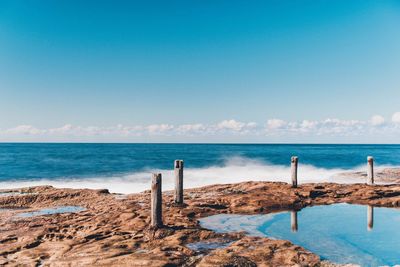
[
  {"left": 17, "top": 206, "right": 86, "bottom": 217},
  {"left": 199, "top": 203, "right": 400, "bottom": 266},
  {"left": 186, "top": 239, "right": 233, "bottom": 253}
]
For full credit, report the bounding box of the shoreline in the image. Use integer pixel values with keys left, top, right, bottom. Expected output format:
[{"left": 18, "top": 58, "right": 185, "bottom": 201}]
[
  {"left": 1, "top": 166, "right": 400, "bottom": 195},
  {"left": 1, "top": 181, "right": 400, "bottom": 266}
]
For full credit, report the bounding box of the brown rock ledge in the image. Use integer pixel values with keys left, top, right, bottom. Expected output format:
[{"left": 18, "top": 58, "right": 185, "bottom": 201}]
[
  {"left": 337, "top": 167, "right": 400, "bottom": 184},
  {"left": 1, "top": 182, "right": 400, "bottom": 266}
]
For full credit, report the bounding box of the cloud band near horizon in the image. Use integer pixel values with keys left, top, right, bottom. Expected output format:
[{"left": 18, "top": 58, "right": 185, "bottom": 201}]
[{"left": 1, "top": 112, "right": 400, "bottom": 143}]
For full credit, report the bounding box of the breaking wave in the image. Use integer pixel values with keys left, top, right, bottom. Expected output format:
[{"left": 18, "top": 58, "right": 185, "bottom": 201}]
[{"left": 0, "top": 156, "right": 384, "bottom": 194}]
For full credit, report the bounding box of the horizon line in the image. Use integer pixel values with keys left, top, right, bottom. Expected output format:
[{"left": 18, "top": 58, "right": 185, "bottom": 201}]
[{"left": 1, "top": 142, "right": 399, "bottom": 145}]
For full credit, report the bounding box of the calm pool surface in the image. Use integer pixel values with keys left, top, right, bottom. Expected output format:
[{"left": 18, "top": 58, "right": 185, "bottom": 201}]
[
  {"left": 199, "top": 204, "right": 400, "bottom": 266},
  {"left": 18, "top": 206, "right": 86, "bottom": 217}
]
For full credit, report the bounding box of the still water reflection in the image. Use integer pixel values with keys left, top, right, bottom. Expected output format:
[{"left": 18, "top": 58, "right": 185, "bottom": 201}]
[
  {"left": 199, "top": 204, "right": 400, "bottom": 266},
  {"left": 17, "top": 206, "right": 86, "bottom": 217}
]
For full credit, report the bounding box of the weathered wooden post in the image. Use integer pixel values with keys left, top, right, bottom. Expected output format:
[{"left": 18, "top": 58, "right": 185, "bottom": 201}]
[
  {"left": 151, "top": 173, "right": 162, "bottom": 228},
  {"left": 291, "top": 156, "right": 298, "bottom": 188},
  {"left": 174, "top": 160, "right": 184, "bottom": 205},
  {"left": 367, "top": 205, "right": 374, "bottom": 231},
  {"left": 367, "top": 156, "right": 374, "bottom": 185},
  {"left": 291, "top": 211, "right": 298, "bottom": 232}
]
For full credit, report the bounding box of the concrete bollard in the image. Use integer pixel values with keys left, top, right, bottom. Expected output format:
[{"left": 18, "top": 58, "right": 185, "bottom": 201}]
[
  {"left": 291, "top": 156, "right": 298, "bottom": 188},
  {"left": 367, "top": 156, "right": 374, "bottom": 185},
  {"left": 367, "top": 205, "right": 374, "bottom": 231},
  {"left": 174, "top": 160, "right": 184, "bottom": 205},
  {"left": 291, "top": 211, "right": 298, "bottom": 232},
  {"left": 151, "top": 173, "right": 162, "bottom": 228}
]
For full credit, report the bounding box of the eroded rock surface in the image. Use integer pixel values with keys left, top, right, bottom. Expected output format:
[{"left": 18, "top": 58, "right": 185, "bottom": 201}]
[
  {"left": 337, "top": 168, "right": 400, "bottom": 184},
  {"left": 1, "top": 181, "right": 400, "bottom": 266}
]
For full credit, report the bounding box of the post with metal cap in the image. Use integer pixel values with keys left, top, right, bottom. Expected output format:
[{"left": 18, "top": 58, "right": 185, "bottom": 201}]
[
  {"left": 291, "top": 156, "right": 298, "bottom": 188},
  {"left": 151, "top": 173, "right": 162, "bottom": 228},
  {"left": 367, "top": 156, "right": 374, "bottom": 185},
  {"left": 174, "top": 160, "right": 184, "bottom": 205},
  {"left": 367, "top": 205, "right": 374, "bottom": 231},
  {"left": 291, "top": 211, "right": 298, "bottom": 232}
]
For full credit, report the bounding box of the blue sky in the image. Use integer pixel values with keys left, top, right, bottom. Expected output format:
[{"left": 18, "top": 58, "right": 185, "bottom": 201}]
[{"left": 1, "top": 0, "right": 400, "bottom": 142}]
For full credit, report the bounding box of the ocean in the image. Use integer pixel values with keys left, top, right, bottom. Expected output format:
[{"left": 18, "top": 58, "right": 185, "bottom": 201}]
[{"left": 0, "top": 143, "right": 399, "bottom": 193}]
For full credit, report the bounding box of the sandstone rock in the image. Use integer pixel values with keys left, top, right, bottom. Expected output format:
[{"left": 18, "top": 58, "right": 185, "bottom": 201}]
[{"left": 1, "top": 181, "right": 400, "bottom": 266}]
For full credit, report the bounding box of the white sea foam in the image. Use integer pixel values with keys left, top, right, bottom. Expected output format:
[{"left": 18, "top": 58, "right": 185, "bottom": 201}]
[{"left": 0, "top": 156, "right": 390, "bottom": 194}]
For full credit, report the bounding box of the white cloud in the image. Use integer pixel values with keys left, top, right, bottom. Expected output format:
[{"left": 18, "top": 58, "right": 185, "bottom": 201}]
[
  {"left": 115, "top": 125, "right": 144, "bottom": 136},
  {"left": 266, "top": 119, "right": 287, "bottom": 129},
  {"left": 6, "top": 125, "right": 44, "bottom": 135},
  {"left": 300, "top": 120, "right": 317, "bottom": 130},
  {"left": 370, "top": 115, "right": 385, "bottom": 126},
  {"left": 146, "top": 124, "right": 174, "bottom": 134},
  {"left": 49, "top": 124, "right": 73, "bottom": 134},
  {"left": 392, "top": 112, "right": 400, "bottom": 124},
  {"left": 1, "top": 116, "right": 400, "bottom": 142},
  {"left": 177, "top": 124, "right": 206, "bottom": 134},
  {"left": 215, "top": 120, "right": 258, "bottom": 135},
  {"left": 263, "top": 118, "right": 368, "bottom": 136},
  {"left": 217, "top": 119, "right": 246, "bottom": 131},
  {"left": 247, "top": 122, "right": 258, "bottom": 128}
]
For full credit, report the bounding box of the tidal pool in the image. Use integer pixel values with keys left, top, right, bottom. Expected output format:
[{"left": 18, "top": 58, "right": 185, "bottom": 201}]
[
  {"left": 186, "top": 240, "right": 232, "bottom": 252},
  {"left": 0, "top": 192, "right": 37, "bottom": 197},
  {"left": 17, "top": 206, "right": 86, "bottom": 217},
  {"left": 199, "top": 204, "right": 400, "bottom": 266}
]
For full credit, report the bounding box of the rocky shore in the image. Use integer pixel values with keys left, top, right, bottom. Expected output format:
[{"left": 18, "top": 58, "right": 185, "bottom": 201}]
[
  {"left": 1, "top": 181, "right": 400, "bottom": 266},
  {"left": 337, "top": 167, "right": 400, "bottom": 184}
]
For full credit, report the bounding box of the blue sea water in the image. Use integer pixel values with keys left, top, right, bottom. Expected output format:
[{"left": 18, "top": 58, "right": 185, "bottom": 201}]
[
  {"left": 0, "top": 143, "right": 399, "bottom": 193},
  {"left": 199, "top": 204, "right": 400, "bottom": 266}
]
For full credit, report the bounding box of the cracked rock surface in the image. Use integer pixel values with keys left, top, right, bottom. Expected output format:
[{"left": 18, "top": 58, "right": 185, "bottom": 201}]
[{"left": 1, "top": 181, "right": 400, "bottom": 266}]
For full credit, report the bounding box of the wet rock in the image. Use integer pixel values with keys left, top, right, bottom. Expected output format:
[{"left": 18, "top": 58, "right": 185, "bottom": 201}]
[
  {"left": 96, "top": 189, "right": 110, "bottom": 194},
  {"left": 337, "top": 167, "right": 400, "bottom": 184},
  {"left": 1, "top": 181, "right": 400, "bottom": 266},
  {"left": 309, "top": 190, "right": 326, "bottom": 198}
]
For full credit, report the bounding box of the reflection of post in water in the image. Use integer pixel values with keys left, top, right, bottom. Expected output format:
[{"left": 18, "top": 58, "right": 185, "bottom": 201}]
[
  {"left": 291, "top": 211, "right": 298, "bottom": 232},
  {"left": 367, "top": 205, "right": 374, "bottom": 231}
]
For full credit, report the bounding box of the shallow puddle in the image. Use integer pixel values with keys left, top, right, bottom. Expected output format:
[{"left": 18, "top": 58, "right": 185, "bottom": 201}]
[
  {"left": 199, "top": 203, "right": 400, "bottom": 266},
  {"left": 186, "top": 239, "right": 232, "bottom": 252},
  {"left": 113, "top": 194, "right": 128, "bottom": 200},
  {"left": 0, "top": 192, "right": 37, "bottom": 197},
  {"left": 0, "top": 207, "right": 27, "bottom": 212},
  {"left": 17, "top": 206, "right": 86, "bottom": 217}
]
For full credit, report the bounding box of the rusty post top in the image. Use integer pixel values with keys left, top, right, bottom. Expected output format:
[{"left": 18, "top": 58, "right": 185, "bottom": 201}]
[
  {"left": 291, "top": 156, "right": 298, "bottom": 163},
  {"left": 152, "top": 173, "right": 161, "bottom": 184},
  {"left": 367, "top": 156, "right": 374, "bottom": 163},
  {"left": 174, "top": 160, "right": 184, "bottom": 168}
]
